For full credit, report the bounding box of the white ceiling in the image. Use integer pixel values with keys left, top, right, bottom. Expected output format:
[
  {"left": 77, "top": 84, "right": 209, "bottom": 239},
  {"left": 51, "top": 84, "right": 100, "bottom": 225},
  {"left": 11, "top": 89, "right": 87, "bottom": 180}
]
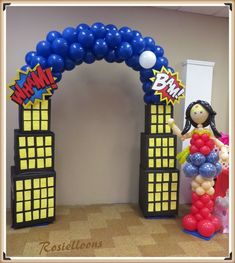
[{"left": 161, "top": 6, "right": 229, "bottom": 18}]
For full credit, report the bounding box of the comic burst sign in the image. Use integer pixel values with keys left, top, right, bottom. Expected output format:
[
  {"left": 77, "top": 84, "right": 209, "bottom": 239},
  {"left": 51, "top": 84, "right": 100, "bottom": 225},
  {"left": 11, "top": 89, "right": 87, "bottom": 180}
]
[{"left": 150, "top": 66, "right": 185, "bottom": 105}]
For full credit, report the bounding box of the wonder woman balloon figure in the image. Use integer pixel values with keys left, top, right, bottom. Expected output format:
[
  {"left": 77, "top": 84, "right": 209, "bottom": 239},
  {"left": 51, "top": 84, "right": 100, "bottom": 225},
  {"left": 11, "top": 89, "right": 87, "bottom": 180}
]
[{"left": 168, "top": 100, "right": 229, "bottom": 238}]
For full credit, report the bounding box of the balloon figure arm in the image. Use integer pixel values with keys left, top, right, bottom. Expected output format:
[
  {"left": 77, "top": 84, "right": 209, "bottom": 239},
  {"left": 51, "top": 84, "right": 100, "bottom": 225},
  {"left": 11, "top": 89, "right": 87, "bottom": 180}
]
[
  {"left": 167, "top": 118, "right": 189, "bottom": 141},
  {"left": 212, "top": 137, "right": 229, "bottom": 162}
]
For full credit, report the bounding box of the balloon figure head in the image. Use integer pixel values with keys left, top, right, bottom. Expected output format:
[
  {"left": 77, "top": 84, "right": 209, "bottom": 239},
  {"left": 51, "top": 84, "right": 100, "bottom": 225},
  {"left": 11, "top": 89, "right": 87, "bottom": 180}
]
[{"left": 182, "top": 100, "right": 221, "bottom": 138}]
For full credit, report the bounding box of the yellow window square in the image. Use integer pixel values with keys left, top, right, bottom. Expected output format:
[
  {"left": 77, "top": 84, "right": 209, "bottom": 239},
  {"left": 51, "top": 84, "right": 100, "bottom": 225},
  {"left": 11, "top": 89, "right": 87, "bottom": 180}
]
[
  {"left": 16, "top": 181, "right": 23, "bottom": 191},
  {"left": 16, "top": 192, "right": 23, "bottom": 201},
  {"left": 27, "top": 136, "right": 34, "bottom": 146},
  {"left": 163, "top": 192, "right": 169, "bottom": 201},
  {"left": 24, "top": 179, "right": 32, "bottom": 189},
  {"left": 158, "top": 105, "right": 164, "bottom": 113},
  {"left": 36, "top": 137, "right": 44, "bottom": 146},
  {"left": 33, "top": 210, "right": 39, "bottom": 220},
  {"left": 148, "top": 183, "right": 154, "bottom": 192},
  {"left": 156, "top": 183, "right": 162, "bottom": 192},
  {"left": 41, "top": 178, "right": 47, "bottom": 187},
  {"left": 34, "top": 179, "right": 40, "bottom": 188},
  {"left": 163, "top": 138, "right": 168, "bottom": 146},
  {"left": 33, "top": 121, "right": 40, "bottom": 130},
  {"left": 148, "top": 159, "right": 154, "bottom": 168},
  {"left": 171, "top": 183, "right": 178, "bottom": 191},
  {"left": 172, "top": 173, "right": 178, "bottom": 182},
  {"left": 28, "top": 159, "right": 36, "bottom": 169},
  {"left": 16, "top": 213, "right": 23, "bottom": 223},
  {"left": 46, "top": 158, "right": 52, "bottom": 168},
  {"left": 151, "top": 125, "right": 156, "bottom": 134},
  {"left": 156, "top": 173, "right": 162, "bottom": 182},
  {"left": 40, "top": 209, "right": 47, "bottom": 219},
  {"left": 169, "top": 159, "right": 175, "bottom": 167},
  {"left": 24, "top": 201, "right": 31, "bottom": 211},
  {"left": 48, "top": 177, "right": 54, "bottom": 187},
  {"left": 37, "top": 158, "right": 44, "bottom": 168},
  {"left": 24, "top": 121, "right": 31, "bottom": 131},
  {"left": 158, "top": 124, "right": 164, "bottom": 133},
  {"left": 151, "top": 115, "right": 157, "bottom": 123},
  {"left": 158, "top": 115, "right": 164, "bottom": 123},
  {"left": 169, "top": 148, "right": 174, "bottom": 157},
  {"left": 151, "top": 105, "right": 156, "bottom": 114},
  {"left": 166, "top": 105, "right": 171, "bottom": 114},
  {"left": 41, "top": 199, "right": 47, "bottom": 208},
  {"left": 148, "top": 193, "right": 154, "bottom": 202},
  {"left": 149, "top": 138, "right": 155, "bottom": 147},
  {"left": 162, "top": 202, "right": 168, "bottom": 211},
  {"left": 16, "top": 202, "right": 23, "bottom": 212},
  {"left": 48, "top": 208, "right": 54, "bottom": 217},
  {"left": 41, "top": 121, "right": 48, "bottom": 130},
  {"left": 41, "top": 100, "right": 48, "bottom": 109},
  {"left": 170, "top": 201, "right": 177, "bottom": 210},
  {"left": 156, "top": 138, "right": 161, "bottom": 146},
  {"left": 45, "top": 147, "right": 52, "bottom": 157},
  {"left": 156, "top": 159, "right": 161, "bottom": 168},
  {"left": 163, "top": 183, "right": 169, "bottom": 191},
  {"left": 45, "top": 136, "right": 52, "bottom": 146},
  {"left": 19, "top": 137, "right": 26, "bottom": 147},
  {"left": 155, "top": 148, "right": 161, "bottom": 157},
  {"left": 23, "top": 111, "right": 31, "bottom": 120},
  {"left": 169, "top": 138, "right": 174, "bottom": 146},
  {"left": 33, "top": 101, "right": 40, "bottom": 109},
  {"left": 48, "top": 187, "right": 54, "bottom": 197},
  {"left": 165, "top": 114, "right": 171, "bottom": 123},
  {"left": 34, "top": 190, "right": 40, "bottom": 199},
  {"left": 148, "top": 203, "right": 154, "bottom": 212},
  {"left": 163, "top": 173, "right": 169, "bottom": 181},
  {"left": 20, "top": 160, "right": 27, "bottom": 170},
  {"left": 33, "top": 111, "right": 40, "bottom": 120},
  {"left": 41, "top": 188, "right": 47, "bottom": 198},
  {"left": 155, "top": 193, "right": 161, "bottom": 201},
  {"left": 155, "top": 203, "right": 161, "bottom": 212},
  {"left": 165, "top": 125, "right": 171, "bottom": 133},
  {"left": 25, "top": 212, "right": 32, "bottom": 221},
  {"left": 148, "top": 148, "right": 154, "bottom": 157},
  {"left": 162, "top": 148, "right": 168, "bottom": 157},
  {"left": 41, "top": 111, "right": 48, "bottom": 120},
  {"left": 148, "top": 173, "right": 154, "bottom": 182},
  {"left": 171, "top": 192, "right": 177, "bottom": 200},
  {"left": 28, "top": 148, "right": 35, "bottom": 158},
  {"left": 37, "top": 148, "right": 44, "bottom": 157},
  {"left": 48, "top": 198, "right": 54, "bottom": 207},
  {"left": 34, "top": 200, "right": 40, "bottom": 209},
  {"left": 24, "top": 191, "right": 31, "bottom": 200},
  {"left": 163, "top": 159, "right": 168, "bottom": 167}
]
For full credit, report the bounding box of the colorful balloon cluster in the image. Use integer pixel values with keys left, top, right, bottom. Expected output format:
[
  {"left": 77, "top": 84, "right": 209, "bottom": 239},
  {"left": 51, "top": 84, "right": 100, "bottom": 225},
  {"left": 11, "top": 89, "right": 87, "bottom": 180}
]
[{"left": 21, "top": 23, "right": 174, "bottom": 104}]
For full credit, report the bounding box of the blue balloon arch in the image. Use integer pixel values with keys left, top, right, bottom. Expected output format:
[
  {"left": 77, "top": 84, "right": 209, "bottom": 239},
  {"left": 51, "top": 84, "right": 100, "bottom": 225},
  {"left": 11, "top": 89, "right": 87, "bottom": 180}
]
[{"left": 21, "top": 22, "right": 174, "bottom": 104}]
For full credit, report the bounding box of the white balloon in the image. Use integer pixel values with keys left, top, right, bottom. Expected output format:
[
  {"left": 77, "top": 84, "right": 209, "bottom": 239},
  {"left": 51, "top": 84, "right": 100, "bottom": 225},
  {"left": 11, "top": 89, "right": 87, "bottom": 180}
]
[{"left": 139, "top": 51, "right": 157, "bottom": 69}]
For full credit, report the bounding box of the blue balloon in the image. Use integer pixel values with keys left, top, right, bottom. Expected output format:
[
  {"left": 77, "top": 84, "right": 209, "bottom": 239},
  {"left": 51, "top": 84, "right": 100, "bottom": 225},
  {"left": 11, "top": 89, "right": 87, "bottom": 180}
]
[
  {"left": 47, "top": 54, "right": 64, "bottom": 73},
  {"left": 62, "top": 27, "right": 77, "bottom": 44},
  {"left": 153, "top": 45, "right": 164, "bottom": 57},
  {"left": 132, "top": 64, "right": 142, "bottom": 71},
  {"left": 191, "top": 153, "right": 206, "bottom": 166},
  {"left": 132, "top": 30, "right": 142, "bottom": 38},
  {"left": 36, "top": 41, "right": 51, "bottom": 58},
  {"left": 20, "top": 65, "right": 31, "bottom": 71},
  {"left": 151, "top": 94, "right": 161, "bottom": 104},
  {"left": 183, "top": 163, "right": 199, "bottom": 177},
  {"left": 144, "top": 94, "right": 152, "bottom": 104},
  {"left": 154, "top": 57, "right": 168, "bottom": 70},
  {"left": 25, "top": 51, "right": 37, "bottom": 65},
  {"left": 206, "top": 151, "right": 219, "bottom": 164},
  {"left": 53, "top": 72, "right": 62, "bottom": 83},
  {"left": 131, "top": 36, "right": 145, "bottom": 54},
  {"left": 215, "top": 162, "right": 222, "bottom": 175},
  {"left": 69, "top": 43, "right": 85, "bottom": 63},
  {"left": 142, "top": 82, "right": 154, "bottom": 95},
  {"left": 105, "top": 24, "right": 117, "bottom": 32},
  {"left": 105, "top": 30, "right": 122, "bottom": 48},
  {"left": 78, "top": 29, "right": 94, "bottom": 48},
  {"left": 83, "top": 52, "right": 95, "bottom": 64},
  {"left": 119, "top": 27, "right": 133, "bottom": 42},
  {"left": 93, "top": 39, "right": 108, "bottom": 59},
  {"left": 46, "top": 31, "right": 62, "bottom": 43},
  {"left": 52, "top": 38, "right": 68, "bottom": 57},
  {"left": 115, "top": 57, "right": 125, "bottom": 63},
  {"left": 30, "top": 56, "right": 47, "bottom": 69},
  {"left": 187, "top": 154, "right": 192, "bottom": 163},
  {"left": 104, "top": 50, "right": 116, "bottom": 63},
  {"left": 91, "top": 22, "right": 106, "bottom": 38},
  {"left": 117, "top": 42, "right": 133, "bottom": 60},
  {"left": 76, "top": 23, "right": 90, "bottom": 32},
  {"left": 199, "top": 162, "right": 217, "bottom": 178},
  {"left": 144, "top": 37, "right": 155, "bottom": 49},
  {"left": 64, "top": 58, "right": 75, "bottom": 71},
  {"left": 140, "top": 69, "right": 154, "bottom": 81},
  {"left": 168, "top": 67, "right": 175, "bottom": 73}
]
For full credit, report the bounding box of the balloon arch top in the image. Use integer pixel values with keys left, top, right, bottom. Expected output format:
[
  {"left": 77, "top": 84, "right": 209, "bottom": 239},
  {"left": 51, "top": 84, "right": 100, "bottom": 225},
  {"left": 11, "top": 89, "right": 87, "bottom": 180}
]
[{"left": 21, "top": 22, "right": 174, "bottom": 105}]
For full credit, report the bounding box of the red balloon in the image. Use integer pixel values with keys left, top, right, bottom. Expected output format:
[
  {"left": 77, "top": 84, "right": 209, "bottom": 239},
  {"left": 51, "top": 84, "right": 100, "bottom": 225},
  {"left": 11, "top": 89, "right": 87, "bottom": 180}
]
[
  {"left": 206, "top": 200, "right": 214, "bottom": 211},
  {"left": 192, "top": 133, "right": 200, "bottom": 140},
  {"left": 200, "top": 207, "right": 210, "bottom": 219},
  {"left": 190, "top": 145, "right": 199, "bottom": 154},
  {"left": 207, "top": 214, "right": 213, "bottom": 220},
  {"left": 192, "top": 192, "right": 199, "bottom": 203},
  {"left": 190, "top": 138, "right": 195, "bottom": 145},
  {"left": 195, "top": 200, "right": 204, "bottom": 209},
  {"left": 195, "top": 213, "right": 204, "bottom": 221},
  {"left": 206, "top": 139, "right": 215, "bottom": 150},
  {"left": 201, "top": 133, "right": 210, "bottom": 142},
  {"left": 195, "top": 139, "right": 205, "bottom": 149},
  {"left": 210, "top": 216, "right": 221, "bottom": 232},
  {"left": 182, "top": 214, "right": 197, "bottom": 231},
  {"left": 197, "top": 220, "right": 215, "bottom": 237},
  {"left": 191, "top": 205, "right": 199, "bottom": 214},
  {"left": 200, "top": 145, "right": 211, "bottom": 155},
  {"left": 200, "top": 194, "right": 211, "bottom": 204}
]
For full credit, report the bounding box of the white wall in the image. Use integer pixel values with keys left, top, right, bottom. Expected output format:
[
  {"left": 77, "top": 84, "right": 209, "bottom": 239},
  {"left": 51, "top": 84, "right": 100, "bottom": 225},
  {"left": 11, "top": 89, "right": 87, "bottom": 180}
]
[{"left": 6, "top": 6, "right": 229, "bottom": 207}]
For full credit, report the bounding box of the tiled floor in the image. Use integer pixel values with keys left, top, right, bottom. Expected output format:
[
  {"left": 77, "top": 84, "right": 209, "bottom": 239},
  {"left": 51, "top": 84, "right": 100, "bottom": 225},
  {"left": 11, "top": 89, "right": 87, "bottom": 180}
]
[{"left": 6, "top": 204, "right": 229, "bottom": 257}]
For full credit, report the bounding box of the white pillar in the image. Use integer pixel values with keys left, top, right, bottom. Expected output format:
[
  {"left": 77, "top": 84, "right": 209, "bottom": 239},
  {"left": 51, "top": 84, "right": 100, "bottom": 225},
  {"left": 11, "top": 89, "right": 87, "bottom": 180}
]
[{"left": 180, "top": 59, "right": 215, "bottom": 204}]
